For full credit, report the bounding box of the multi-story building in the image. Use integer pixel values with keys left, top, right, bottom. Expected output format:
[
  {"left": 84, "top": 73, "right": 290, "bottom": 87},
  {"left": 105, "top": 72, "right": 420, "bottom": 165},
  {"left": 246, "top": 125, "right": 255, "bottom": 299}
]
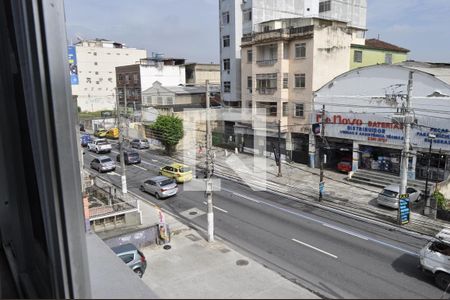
[
  {"left": 350, "top": 38, "right": 409, "bottom": 69},
  {"left": 185, "top": 63, "right": 221, "bottom": 85},
  {"left": 219, "top": 0, "right": 368, "bottom": 108},
  {"left": 70, "top": 39, "right": 146, "bottom": 112},
  {"left": 237, "top": 17, "right": 366, "bottom": 163},
  {"left": 115, "top": 57, "right": 186, "bottom": 111}
]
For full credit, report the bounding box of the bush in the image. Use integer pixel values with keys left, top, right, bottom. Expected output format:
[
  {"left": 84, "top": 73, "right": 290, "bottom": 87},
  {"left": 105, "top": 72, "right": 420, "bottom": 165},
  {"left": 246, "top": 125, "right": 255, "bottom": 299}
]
[{"left": 433, "top": 191, "right": 447, "bottom": 210}]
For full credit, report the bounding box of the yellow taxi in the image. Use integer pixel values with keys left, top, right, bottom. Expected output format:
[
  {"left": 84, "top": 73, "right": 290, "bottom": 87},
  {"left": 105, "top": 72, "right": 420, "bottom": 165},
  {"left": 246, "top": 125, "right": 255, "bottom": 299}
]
[
  {"left": 159, "top": 163, "right": 193, "bottom": 183},
  {"left": 105, "top": 127, "right": 120, "bottom": 139},
  {"left": 94, "top": 128, "right": 107, "bottom": 138}
]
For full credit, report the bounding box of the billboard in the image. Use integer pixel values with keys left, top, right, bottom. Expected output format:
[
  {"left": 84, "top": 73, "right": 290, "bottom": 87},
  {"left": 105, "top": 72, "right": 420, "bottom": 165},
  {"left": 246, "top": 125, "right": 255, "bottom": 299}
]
[{"left": 68, "top": 46, "right": 79, "bottom": 85}]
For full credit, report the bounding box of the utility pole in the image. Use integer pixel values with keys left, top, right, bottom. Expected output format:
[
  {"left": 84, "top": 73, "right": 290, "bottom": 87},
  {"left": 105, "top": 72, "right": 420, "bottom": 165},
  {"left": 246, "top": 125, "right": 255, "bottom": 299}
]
[
  {"left": 398, "top": 71, "right": 414, "bottom": 225},
  {"left": 423, "top": 134, "right": 436, "bottom": 215},
  {"left": 119, "top": 86, "right": 127, "bottom": 194},
  {"left": 277, "top": 120, "right": 282, "bottom": 177},
  {"left": 124, "top": 84, "right": 129, "bottom": 139},
  {"left": 205, "top": 80, "right": 214, "bottom": 242},
  {"left": 319, "top": 105, "right": 325, "bottom": 201}
]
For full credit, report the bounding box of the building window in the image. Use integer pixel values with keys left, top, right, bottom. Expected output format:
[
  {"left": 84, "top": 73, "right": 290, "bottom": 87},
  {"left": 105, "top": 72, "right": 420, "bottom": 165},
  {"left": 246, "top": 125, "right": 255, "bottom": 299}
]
[
  {"left": 133, "top": 73, "right": 139, "bottom": 82},
  {"left": 86, "top": 77, "right": 91, "bottom": 83},
  {"left": 247, "top": 76, "right": 252, "bottom": 93},
  {"left": 95, "top": 81, "right": 99, "bottom": 84},
  {"left": 94, "top": 62, "right": 98, "bottom": 65},
  {"left": 256, "top": 73, "right": 277, "bottom": 94},
  {"left": 256, "top": 102, "right": 277, "bottom": 116},
  {"left": 93, "top": 51, "right": 97, "bottom": 56},
  {"left": 294, "top": 74, "right": 306, "bottom": 88},
  {"left": 118, "top": 74, "right": 123, "bottom": 81},
  {"left": 166, "top": 97, "right": 174, "bottom": 105},
  {"left": 295, "top": 43, "right": 306, "bottom": 58},
  {"left": 243, "top": 9, "right": 252, "bottom": 21},
  {"left": 282, "top": 102, "right": 289, "bottom": 117},
  {"left": 354, "top": 50, "right": 363, "bottom": 63},
  {"left": 283, "top": 73, "right": 289, "bottom": 89},
  {"left": 95, "top": 71, "right": 99, "bottom": 75},
  {"left": 224, "top": 81, "right": 231, "bottom": 93},
  {"left": 223, "top": 58, "right": 230, "bottom": 71},
  {"left": 294, "top": 103, "right": 304, "bottom": 117},
  {"left": 319, "top": 0, "right": 331, "bottom": 12},
  {"left": 247, "top": 49, "right": 253, "bottom": 63},
  {"left": 385, "top": 53, "right": 393, "bottom": 64},
  {"left": 157, "top": 96, "right": 163, "bottom": 105},
  {"left": 223, "top": 35, "right": 230, "bottom": 47},
  {"left": 283, "top": 43, "right": 289, "bottom": 59},
  {"left": 222, "top": 11, "right": 230, "bottom": 24}
]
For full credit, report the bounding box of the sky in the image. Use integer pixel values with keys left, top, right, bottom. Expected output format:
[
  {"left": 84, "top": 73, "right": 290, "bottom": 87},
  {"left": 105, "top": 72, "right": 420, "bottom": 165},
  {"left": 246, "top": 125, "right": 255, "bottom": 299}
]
[{"left": 64, "top": 0, "right": 450, "bottom": 63}]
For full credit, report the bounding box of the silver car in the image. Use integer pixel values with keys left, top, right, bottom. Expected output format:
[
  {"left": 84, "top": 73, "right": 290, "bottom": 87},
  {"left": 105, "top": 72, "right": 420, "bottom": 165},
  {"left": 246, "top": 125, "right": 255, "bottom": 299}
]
[
  {"left": 139, "top": 176, "right": 178, "bottom": 199},
  {"left": 131, "top": 138, "right": 150, "bottom": 149},
  {"left": 90, "top": 156, "right": 116, "bottom": 173},
  {"left": 377, "top": 184, "right": 421, "bottom": 209},
  {"left": 111, "top": 243, "right": 147, "bottom": 278}
]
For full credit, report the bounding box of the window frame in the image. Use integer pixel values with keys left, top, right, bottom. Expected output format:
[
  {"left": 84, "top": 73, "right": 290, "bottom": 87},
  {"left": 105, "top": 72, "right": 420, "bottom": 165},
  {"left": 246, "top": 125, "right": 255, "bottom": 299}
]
[
  {"left": 294, "top": 73, "right": 306, "bottom": 88},
  {"left": 354, "top": 50, "right": 363, "bottom": 63},
  {"left": 295, "top": 43, "right": 306, "bottom": 59},
  {"left": 223, "top": 35, "right": 230, "bottom": 48},
  {"left": 294, "top": 103, "right": 305, "bottom": 118},
  {"left": 224, "top": 81, "right": 231, "bottom": 93}
]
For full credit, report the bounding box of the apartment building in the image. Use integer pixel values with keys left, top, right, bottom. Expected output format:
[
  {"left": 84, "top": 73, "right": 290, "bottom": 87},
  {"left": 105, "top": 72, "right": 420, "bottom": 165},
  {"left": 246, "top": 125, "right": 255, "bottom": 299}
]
[
  {"left": 185, "top": 63, "right": 221, "bottom": 85},
  {"left": 237, "top": 17, "right": 366, "bottom": 163},
  {"left": 219, "top": 0, "right": 367, "bottom": 108},
  {"left": 70, "top": 39, "right": 146, "bottom": 112}
]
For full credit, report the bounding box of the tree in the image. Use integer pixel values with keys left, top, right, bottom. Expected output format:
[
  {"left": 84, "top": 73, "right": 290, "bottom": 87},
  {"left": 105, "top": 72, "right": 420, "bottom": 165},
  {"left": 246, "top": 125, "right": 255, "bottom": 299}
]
[{"left": 150, "top": 115, "right": 184, "bottom": 156}]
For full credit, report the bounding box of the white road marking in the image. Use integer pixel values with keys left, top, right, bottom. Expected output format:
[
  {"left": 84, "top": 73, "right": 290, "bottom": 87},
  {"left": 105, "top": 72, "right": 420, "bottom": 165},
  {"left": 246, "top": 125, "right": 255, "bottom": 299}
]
[
  {"left": 322, "top": 223, "right": 369, "bottom": 241},
  {"left": 109, "top": 172, "right": 120, "bottom": 177},
  {"left": 203, "top": 202, "right": 228, "bottom": 213},
  {"left": 111, "top": 150, "right": 119, "bottom": 154},
  {"left": 221, "top": 188, "right": 261, "bottom": 203},
  {"left": 141, "top": 160, "right": 161, "bottom": 168},
  {"left": 292, "top": 238, "right": 338, "bottom": 259},
  {"left": 133, "top": 164, "right": 147, "bottom": 171},
  {"left": 152, "top": 159, "right": 158, "bottom": 162}
]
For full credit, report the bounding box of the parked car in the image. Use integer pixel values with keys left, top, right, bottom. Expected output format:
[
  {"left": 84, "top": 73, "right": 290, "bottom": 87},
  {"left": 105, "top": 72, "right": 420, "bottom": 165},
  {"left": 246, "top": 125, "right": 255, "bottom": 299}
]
[
  {"left": 337, "top": 158, "right": 352, "bottom": 173},
  {"left": 420, "top": 228, "right": 450, "bottom": 290},
  {"left": 159, "top": 163, "right": 193, "bottom": 183},
  {"left": 90, "top": 156, "right": 116, "bottom": 173},
  {"left": 79, "top": 123, "right": 85, "bottom": 132},
  {"left": 130, "top": 138, "right": 150, "bottom": 149},
  {"left": 80, "top": 134, "right": 92, "bottom": 147},
  {"left": 106, "top": 127, "right": 119, "bottom": 139},
  {"left": 87, "top": 138, "right": 112, "bottom": 154},
  {"left": 111, "top": 243, "right": 147, "bottom": 278},
  {"left": 139, "top": 176, "right": 178, "bottom": 199},
  {"left": 94, "top": 128, "right": 107, "bottom": 138},
  {"left": 116, "top": 150, "right": 141, "bottom": 165},
  {"left": 377, "top": 185, "right": 421, "bottom": 209}
]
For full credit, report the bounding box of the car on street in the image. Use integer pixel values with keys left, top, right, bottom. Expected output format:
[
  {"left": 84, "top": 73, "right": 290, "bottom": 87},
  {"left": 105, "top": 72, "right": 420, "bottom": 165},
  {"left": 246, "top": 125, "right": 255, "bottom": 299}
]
[
  {"left": 79, "top": 123, "right": 85, "bottom": 132},
  {"left": 87, "top": 138, "right": 112, "bottom": 154},
  {"left": 376, "top": 184, "right": 421, "bottom": 209},
  {"left": 94, "top": 128, "right": 107, "bottom": 138},
  {"left": 111, "top": 243, "right": 147, "bottom": 278},
  {"left": 116, "top": 150, "right": 141, "bottom": 165},
  {"left": 140, "top": 176, "right": 178, "bottom": 199},
  {"left": 90, "top": 156, "right": 116, "bottom": 173},
  {"left": 420, "top": 228, "right": 450, "bottom": 290},
  {"left": 105, "top": 127, "right": 119, "bottom": 140},
  {"left": 80, "top": 133, "right": 92, "bottom": 147},
  {"left": 130, "top": 138, "right": 150, "bottom": 149},
  {"left": 159, "top": 163, "right": 193, "bottom": 183}
]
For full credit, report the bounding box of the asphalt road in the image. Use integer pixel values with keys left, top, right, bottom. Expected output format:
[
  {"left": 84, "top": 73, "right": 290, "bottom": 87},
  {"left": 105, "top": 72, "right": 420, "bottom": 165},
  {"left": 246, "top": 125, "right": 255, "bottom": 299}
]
[{"left": 82, "top": 143, "right": 447, "bottom": 299}]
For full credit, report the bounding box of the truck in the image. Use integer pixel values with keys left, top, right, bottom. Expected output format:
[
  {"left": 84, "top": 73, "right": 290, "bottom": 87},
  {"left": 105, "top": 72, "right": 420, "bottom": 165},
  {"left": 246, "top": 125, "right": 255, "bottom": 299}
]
[
  {"left": 87, "top": 138, "right": 112, "bottom": 154},
  {"left": 420, "top": 228, "right": 450, "bottom": 290}
]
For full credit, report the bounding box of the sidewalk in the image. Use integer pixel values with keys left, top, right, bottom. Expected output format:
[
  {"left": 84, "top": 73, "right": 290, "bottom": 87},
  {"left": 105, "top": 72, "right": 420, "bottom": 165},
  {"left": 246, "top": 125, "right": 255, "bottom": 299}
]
[
  {"left": 173, "top": 147, "right": 449, "bottom": 237},
  {"left": 138, "top": 200, "right": 319, "bottom": 299}
]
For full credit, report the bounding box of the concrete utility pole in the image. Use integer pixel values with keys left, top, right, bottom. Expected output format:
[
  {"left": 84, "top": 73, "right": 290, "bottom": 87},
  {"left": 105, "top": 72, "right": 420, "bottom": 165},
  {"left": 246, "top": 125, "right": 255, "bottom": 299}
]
[
  {"left": 124, "top": 84, "right": 129, "bottom": 139},
  {"left": 205, "top": 80, "right": 214, "bottom": 242},
  {"left": 398, "top": 71, "right": 414, "bottom": 225},
  {"left": 119, "top": 87, "right": 127, "bottom": 194},
  {"left": 277, "top": 120, "right": 282, "bottom": 177},
  {"left": 319, "top": 105, "right": 326, "bottom": 201}
]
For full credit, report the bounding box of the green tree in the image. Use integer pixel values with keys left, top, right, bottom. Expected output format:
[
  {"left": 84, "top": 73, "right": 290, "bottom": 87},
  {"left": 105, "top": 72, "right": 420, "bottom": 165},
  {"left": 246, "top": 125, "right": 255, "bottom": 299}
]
[{"left": 150, "top": 115, "right": 184, "bottom": 155}]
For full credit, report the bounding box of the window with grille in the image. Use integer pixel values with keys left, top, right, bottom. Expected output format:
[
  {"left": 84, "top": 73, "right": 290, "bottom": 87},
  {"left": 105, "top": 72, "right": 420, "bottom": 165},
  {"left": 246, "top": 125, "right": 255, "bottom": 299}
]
[
  {"left": 283, "top": 73, "right": 288, "bottom": 89},
  {"left": 256, "top": 73, "right": 277, "bottom": 93},
  {"left": 283, "top": 102, "right": 289, "bottom": 116},
  {"left": 319, "top": 0, "right": 331, "bottom": 12},
  {"left": 295, "top": 103, "right": 304, "bottom": 117}
]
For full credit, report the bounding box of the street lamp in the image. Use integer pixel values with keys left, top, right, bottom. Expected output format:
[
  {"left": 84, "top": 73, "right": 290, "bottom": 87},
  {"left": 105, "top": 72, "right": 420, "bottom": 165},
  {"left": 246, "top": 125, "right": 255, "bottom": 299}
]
[{"left": 423, "top": 133, "right": 436, "bottom": 215}]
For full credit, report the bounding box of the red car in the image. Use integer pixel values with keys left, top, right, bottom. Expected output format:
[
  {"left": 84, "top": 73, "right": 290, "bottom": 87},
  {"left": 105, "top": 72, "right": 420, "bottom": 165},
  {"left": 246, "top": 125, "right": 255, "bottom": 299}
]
[{"left": 337, "top": 159, "right": 352, "bottom": 173}]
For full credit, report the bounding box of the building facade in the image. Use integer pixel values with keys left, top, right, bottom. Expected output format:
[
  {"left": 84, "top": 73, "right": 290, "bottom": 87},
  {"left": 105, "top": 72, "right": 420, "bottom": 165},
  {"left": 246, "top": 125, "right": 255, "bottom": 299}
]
[
  {"left": 350, "top": 38, "right": 409, "bottom": 69},
  {"left": 185, "top": 63, "right": 221, "bottom": 85},
  {"left": 312, "top": 64, "right": 450, "bottom": 181},
  {"left": 70, "top": 39, "right": 147, "bottom": 112},
  {"left": 115, "top": 57, "right": 186, "bottom": 111},
  {"left": 219, "top": 0, "right": 368, "bottom": 107}
]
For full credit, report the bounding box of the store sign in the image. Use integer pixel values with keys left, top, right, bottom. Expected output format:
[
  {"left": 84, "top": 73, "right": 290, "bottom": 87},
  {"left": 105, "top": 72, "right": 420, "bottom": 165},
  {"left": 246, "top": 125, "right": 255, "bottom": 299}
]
[
  {"left": 316, "top": 113, "right": 450, "bottom": 150},
  {"left": 68, "top": 46, "right": 79, "bottom": 85},
  {"left": 399, "top": 194, "right": 410, "bottom": 225}
]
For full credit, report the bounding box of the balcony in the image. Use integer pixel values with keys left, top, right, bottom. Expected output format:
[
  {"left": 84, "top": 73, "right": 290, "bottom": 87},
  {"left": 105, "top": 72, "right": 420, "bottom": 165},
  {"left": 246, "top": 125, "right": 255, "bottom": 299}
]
[
  {"left": 241, "top": 25, "right": 314, "bottom": 46},
  {"left": 256, "top": 59, "right": 278, "bottom": 66},
  {"left": 257, "top": 87, "right": 277, "bottom": 95}
]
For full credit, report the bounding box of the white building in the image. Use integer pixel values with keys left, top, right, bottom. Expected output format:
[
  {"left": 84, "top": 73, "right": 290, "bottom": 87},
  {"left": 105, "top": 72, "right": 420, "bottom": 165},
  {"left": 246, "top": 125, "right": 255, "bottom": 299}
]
[
  {"left": 70, "top": 39, "right": 147, "bottom": 112},
  {"left": 219, "top": 0, "right": 367, "bottom": 107}
]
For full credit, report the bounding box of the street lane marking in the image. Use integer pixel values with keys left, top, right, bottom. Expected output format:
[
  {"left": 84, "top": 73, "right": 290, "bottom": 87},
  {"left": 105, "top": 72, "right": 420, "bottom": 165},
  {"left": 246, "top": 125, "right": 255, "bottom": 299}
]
[
  {"left": 203, "top": 202, "right": 228, "bottom": 213},
  {"left": 152, "top": 159, "right": 158, "bottom": 162},
  {"left": 133, "top": 165, "right": 147, "bottom": 171},
  {"left": 221, "top": 188, "right": 261, "bottom": 203},
  {"left": 141, "top": 160, "right": 161, "bottom": 168},
  {"left": 112, "top": 150, "right": 119, "bottom": 154},
  {"left": 322, "top": 223, "right": 369, "bottom": 241},
  {"left": 292, "top": 238, "right": 338, "bottom": 259},
  {"left": 109, "top": 172, "right": 120, "bottom": 177}
]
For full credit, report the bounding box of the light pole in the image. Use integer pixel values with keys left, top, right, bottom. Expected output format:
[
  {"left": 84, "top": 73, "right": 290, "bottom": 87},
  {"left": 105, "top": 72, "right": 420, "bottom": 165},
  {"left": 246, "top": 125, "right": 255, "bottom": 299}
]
[{"left": 423, "top": 133, "right": 436, "bottom": 215}]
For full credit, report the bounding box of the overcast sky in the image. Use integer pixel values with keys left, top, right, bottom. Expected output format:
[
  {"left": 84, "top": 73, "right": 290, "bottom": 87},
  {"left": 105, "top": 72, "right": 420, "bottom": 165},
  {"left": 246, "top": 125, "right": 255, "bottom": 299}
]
[{"left": 64, "top": 0, "right": 450, "bottom": 63}]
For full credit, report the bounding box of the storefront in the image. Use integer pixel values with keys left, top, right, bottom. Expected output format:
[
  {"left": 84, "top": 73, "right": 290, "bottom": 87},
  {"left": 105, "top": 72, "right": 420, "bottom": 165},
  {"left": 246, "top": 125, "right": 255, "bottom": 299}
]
[{"left": 358, "top": 145, "right": 401, "bottom": 175}]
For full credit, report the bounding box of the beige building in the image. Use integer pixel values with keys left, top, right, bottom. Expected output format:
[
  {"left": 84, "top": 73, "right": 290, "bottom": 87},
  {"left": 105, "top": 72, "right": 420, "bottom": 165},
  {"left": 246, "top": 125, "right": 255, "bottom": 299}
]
[
  {"left": 238, "top": 17, "right": 365, "bottom": 162},
  {"left": 70, "top": 39, "right": 146, "bottom": 112},
  {"left": 185, "top": 63, "right": 220, "bottom": 85}
]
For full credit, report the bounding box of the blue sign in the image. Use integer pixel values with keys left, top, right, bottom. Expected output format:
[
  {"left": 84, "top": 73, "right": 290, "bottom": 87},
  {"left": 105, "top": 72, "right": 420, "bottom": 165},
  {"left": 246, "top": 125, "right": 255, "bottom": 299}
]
[
  {"left": 399, "top": 194, "right": 410, "bottom": 225},
  {"left": 319, "top": 181, "right": 325, "bottom": 194},
  {"left": 68, "top": 46, "right": 79, "bottom": 85}
]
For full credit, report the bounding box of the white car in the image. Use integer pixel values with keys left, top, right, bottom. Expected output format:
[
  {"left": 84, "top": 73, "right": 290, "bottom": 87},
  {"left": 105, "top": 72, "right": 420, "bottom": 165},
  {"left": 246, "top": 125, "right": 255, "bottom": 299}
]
[
  {"left": 87, "top": 138, "right": 112, "bottom": 154},
  {"left": 376, "top": 185, "right": 421, "bottom": 209},
  {"left": 420, "top": 228, "right": 450, "bottom": 290}
]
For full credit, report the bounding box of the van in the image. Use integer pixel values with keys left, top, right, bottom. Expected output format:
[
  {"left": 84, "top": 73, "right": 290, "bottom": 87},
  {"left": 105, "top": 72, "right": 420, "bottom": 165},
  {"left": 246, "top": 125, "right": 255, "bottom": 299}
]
[{"left": 106, "top": 127, "right": 119, "bottom": 139}]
